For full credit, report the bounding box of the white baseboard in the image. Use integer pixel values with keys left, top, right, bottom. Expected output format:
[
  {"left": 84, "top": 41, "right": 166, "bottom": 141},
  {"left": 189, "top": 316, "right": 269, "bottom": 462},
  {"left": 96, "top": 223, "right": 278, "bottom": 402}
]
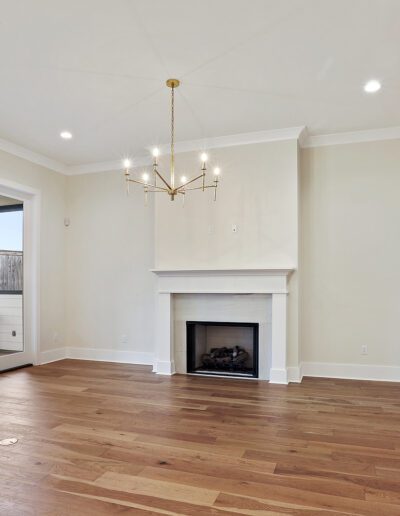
[
  {"left": 38, "top": 347, "right": 67, "bottom": 365},
  {"left": 287, "top": 365, "right": 303, "bottom": 383},
  {"left": 269, "top": 368, "right": 288, "bottom": 384},
  {"left": 154, "top": 360, "right": 176, "bottom": 375},
  {"left": 38, "top": 353, "right": 399, "bottom": 384},
  {"left": 301, "top": 361, "right": 400, "bottom": 382},
  {"left": 38, "top": 347, "right": 154, "bottom": 366},
  {"left": 67, "top": 347, "right": 154, "bottom": 365}
]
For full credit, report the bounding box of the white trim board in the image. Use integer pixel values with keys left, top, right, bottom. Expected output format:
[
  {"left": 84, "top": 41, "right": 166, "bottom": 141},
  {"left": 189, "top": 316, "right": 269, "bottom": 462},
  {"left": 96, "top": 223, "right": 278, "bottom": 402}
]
[
  {"left": 301, "top": 362, "right": 400, "bottom": 383},
  {"left": 2, "top": 125, "right": 400, "bottom": 176},
  {"left": 39, "top": 347, "right": 67, "bottom": 365}
]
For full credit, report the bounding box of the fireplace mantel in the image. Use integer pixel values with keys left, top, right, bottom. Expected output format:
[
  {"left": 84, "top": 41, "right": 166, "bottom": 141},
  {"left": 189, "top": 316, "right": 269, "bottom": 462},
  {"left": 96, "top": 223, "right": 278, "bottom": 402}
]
[
  {"left": 151, "top": 268, "right": 294, "bottom": 295},
  {"left": 151, "top": 267, "right": 295, "bottom": 384}
]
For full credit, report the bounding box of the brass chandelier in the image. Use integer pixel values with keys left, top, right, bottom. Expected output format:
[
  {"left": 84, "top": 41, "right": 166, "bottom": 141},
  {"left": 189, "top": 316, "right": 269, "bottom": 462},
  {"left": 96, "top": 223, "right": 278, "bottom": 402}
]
[{"left": 124, "top": 79, "right": 221, "bottom": 202}]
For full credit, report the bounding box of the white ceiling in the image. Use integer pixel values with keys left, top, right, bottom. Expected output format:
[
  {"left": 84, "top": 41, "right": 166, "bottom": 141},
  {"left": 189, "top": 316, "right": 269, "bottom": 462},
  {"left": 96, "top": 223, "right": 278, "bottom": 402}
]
[{"left": 0, "top": 0, "right": 399, "bottom": 167}]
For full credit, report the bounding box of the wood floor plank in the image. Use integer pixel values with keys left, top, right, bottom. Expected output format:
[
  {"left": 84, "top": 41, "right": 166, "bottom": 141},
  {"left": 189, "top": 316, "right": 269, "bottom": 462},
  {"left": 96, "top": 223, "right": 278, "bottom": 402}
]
[{"left": 1, "top": 360, "right": 400, "bottom": 515}]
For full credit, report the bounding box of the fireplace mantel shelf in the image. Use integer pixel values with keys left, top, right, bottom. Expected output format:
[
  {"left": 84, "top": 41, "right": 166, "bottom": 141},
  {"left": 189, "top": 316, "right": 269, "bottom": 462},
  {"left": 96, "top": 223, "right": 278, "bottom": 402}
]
[{"left": 151, "top": 268, "right": 295, "bottom": 276}]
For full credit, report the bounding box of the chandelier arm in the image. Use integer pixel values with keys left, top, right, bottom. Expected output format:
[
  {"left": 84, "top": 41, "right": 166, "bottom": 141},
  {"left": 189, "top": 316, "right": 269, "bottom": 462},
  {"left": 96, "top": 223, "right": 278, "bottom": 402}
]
[
  {"left": 179, "top": 184, "right": 216, "bottom": 192},
  {"left": 154, "top": 169, "right": 172, "bottom": 190},
  {"left": 128, "top": 178, "right": 168, "bottom": 191},
  {"left": 179, "top": 173, "right": 205, "bottom": 189}
]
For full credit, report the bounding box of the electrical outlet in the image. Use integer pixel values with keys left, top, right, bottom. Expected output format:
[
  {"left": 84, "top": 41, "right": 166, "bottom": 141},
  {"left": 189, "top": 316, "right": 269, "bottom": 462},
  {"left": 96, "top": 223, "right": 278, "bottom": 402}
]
[
  {"left": 361, "top": 345, "right": 368, "bottom": 355},
  {"left": 120, "top": 334, "right": 128, "bottom": 345}
]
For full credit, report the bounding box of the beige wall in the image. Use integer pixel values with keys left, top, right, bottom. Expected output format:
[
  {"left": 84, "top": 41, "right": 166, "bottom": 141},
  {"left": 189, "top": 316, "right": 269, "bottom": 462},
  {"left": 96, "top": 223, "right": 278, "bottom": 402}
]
[
  {"left": 2, "top": 133, "right": 399, "bottom": 377},
  {"left": 0, "top": 150, "right": 66, "bottom": 353},
  {"left": 300, "top": 139, "right": 400, "bottom": 367},
  {"left": 65, "top": 171, "right": 155, "bottom": 354},
  {"left": 155, "top": 140, "right": 299, "bottom": 269},
  {"left": 3, "top": 134, "right": 398, "bottom": 376}
]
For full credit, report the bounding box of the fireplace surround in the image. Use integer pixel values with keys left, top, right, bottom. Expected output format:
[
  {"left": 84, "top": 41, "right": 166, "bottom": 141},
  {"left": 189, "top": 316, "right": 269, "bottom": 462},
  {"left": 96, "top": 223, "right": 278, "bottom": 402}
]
[{"left": 151, "top": 268, "right": 294, "bottom": 384}]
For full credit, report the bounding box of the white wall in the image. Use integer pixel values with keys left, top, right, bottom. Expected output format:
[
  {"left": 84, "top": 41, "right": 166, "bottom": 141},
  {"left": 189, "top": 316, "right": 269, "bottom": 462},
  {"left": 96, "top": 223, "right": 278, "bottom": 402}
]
[
  {"left": 300, "top": 139, "right": 400, "bottom": 372},
  {"left": 0, "top": 150, "right": 66, "bottom": 353},
  {"left": 0, "top": 294, "right": 23, "bottom": 351},
  {"left": 65, "top": 171, "right": 155, "bottom": 358}
]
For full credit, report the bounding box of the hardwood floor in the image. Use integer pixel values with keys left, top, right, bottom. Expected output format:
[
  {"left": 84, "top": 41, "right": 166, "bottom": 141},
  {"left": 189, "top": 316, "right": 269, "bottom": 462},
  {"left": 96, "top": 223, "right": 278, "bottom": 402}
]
[{"left": 1, "top": 360, "right": 400, "bottom": 515}]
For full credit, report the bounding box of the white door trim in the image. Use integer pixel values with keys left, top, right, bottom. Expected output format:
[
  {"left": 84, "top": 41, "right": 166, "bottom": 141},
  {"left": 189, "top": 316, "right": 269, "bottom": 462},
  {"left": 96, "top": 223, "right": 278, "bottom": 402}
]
[{"left": 0, "top": 178, "right": 40, "bottom": 369}]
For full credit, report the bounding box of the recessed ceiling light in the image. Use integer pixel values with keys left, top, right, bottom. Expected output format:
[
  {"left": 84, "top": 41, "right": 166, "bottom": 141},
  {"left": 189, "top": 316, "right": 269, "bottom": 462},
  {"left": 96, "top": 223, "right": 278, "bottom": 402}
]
[
  {"left": 60, "top": 131, "right": 73, "bottom": 140},
  {"left": 364, "top": 80, "right": 381, "bottom": 93}
]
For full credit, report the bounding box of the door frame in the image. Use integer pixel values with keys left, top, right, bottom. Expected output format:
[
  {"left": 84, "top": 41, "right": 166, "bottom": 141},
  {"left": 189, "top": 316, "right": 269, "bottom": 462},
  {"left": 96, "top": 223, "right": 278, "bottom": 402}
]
[{"left": 0, "top": 178, "right": 40, "bottom": 369}]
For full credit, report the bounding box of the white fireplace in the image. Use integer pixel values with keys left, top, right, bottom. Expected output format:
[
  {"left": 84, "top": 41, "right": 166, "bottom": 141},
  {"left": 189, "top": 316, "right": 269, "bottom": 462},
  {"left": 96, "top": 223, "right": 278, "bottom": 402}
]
[{"left": 151, "top": 268, "right": 293, "bottom": 384}]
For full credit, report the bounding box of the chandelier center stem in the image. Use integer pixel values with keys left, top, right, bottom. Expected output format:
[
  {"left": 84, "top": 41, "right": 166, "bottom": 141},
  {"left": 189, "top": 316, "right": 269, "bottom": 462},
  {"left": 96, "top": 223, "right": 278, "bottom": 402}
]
[{"left": 171, "top": 85, "right": 175, "bottom": 190}]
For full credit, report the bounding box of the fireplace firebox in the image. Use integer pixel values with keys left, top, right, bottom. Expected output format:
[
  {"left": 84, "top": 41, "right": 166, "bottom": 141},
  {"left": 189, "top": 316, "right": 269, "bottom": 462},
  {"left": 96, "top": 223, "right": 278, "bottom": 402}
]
[{"left": 186, "top": 321, "right": 259, "bottom": 378}]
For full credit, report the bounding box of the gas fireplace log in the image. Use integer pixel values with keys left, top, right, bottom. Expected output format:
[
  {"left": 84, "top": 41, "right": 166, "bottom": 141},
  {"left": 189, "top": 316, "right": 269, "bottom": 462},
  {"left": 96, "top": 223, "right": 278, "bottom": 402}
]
[{"left": 201, "top": 346, "right": 249, "bottom": 370}]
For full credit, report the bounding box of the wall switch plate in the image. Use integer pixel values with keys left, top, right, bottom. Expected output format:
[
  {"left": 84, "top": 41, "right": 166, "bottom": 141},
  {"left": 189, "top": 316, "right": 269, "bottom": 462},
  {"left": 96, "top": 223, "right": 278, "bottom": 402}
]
[
  {"left": 361, "top": 345, "right": 368, "bottom": 355},
  {"left": 232, "top": 224, "right": 238, "bottom": 233}
]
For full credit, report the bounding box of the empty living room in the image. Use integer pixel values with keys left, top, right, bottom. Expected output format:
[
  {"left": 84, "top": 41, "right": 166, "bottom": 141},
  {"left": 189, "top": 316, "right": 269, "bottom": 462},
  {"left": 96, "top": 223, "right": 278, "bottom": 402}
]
[{"left": 1, "top": 1, "right": 400, "bottom": 514}]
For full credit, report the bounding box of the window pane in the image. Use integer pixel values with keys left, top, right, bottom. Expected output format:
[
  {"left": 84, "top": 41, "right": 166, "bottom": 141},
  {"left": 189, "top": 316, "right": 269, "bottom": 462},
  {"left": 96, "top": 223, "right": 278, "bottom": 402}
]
[{"left": 0, "top": 211, "right": 23, "bottom": 251}]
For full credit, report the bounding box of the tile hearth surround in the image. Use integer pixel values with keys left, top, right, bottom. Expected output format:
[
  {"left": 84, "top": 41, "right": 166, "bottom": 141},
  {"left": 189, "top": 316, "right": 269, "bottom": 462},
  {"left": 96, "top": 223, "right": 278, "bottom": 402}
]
[
  {"left": 176, "top": 296, "right": 268, "bottom": 379},
  {"left": 152, "top": 268, "right": 294, "bottom": 384}
]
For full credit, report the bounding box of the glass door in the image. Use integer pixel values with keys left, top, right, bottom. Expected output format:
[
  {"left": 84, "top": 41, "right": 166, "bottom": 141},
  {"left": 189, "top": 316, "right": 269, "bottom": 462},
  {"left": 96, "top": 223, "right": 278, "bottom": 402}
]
[{"left": 0, "top": 196, "right": 31, "bottom": 372}]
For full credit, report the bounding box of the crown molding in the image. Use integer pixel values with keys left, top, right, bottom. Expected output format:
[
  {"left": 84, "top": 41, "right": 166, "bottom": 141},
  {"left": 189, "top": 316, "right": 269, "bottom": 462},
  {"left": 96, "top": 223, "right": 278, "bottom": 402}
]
[
  {"left": 303, "top": 126, "right": 400, "bottom": 148},
  {"left": 0, "top": 137, "right": 67, "bottom": 174},
  {"left": 66, "top": 126, "right": 306, "bottom": 175},
  {"left": 1, "top": 125, "right": 400, "bottom": 176},
  {"left": 147, "top": 126, "right": 306, "bottom": 156},
  {"left": 65, "top": 155, "right": 151, "bottom": 176}
]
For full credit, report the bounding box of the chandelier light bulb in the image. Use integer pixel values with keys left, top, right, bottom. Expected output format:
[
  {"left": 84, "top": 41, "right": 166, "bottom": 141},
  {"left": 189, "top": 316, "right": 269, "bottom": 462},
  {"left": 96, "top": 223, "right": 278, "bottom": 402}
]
[
  {"left": 142, "top": 172, "right": 150, "bottom": 182},
  {"left": 213, "top": 167, "right": 221, "bottom": 176},
  {"left": 364, "top": 79, "right": 381, "bottom": 93},
  {"left": 180, "top": 176, "right": 187, "bottom": 184},
  {"left": 123, "top": 159, "right": 131, "bottom": 169},
  {"left": 200, "top": 153, "right": 208, "bottom": 163},
  {"left": 152, "top": 147, "right": 160, "bottom": 158}
]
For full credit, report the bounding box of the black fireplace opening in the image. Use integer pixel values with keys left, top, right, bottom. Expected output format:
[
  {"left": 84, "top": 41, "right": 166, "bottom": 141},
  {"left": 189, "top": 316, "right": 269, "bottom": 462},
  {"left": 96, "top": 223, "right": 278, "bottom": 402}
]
[{"left": 186, "top": 321, "right": 259, "bottom": 378}]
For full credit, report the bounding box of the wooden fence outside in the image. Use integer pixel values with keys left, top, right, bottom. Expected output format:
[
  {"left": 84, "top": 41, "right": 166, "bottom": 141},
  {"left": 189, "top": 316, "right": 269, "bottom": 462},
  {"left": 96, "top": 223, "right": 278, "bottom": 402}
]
[{"left": 0, "top": 251, "right": 23, "bottom": 293}]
